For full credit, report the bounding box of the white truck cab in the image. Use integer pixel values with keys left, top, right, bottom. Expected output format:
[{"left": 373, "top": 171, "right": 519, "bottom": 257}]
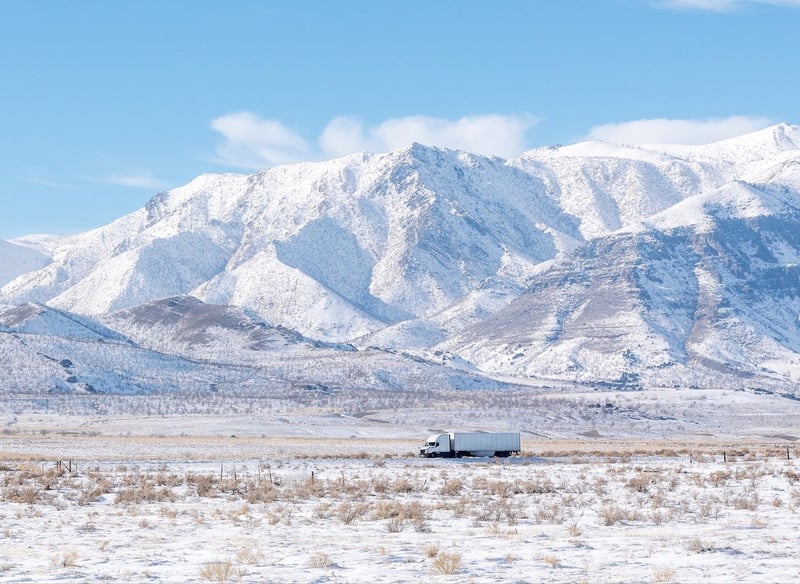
[{"left": 419, "top": 433, "right": 451, "bottom": 457}]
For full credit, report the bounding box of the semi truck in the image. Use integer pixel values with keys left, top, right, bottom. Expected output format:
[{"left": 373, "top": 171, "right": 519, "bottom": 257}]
[{"left": 419, "top": 432, "right": 521, "bottom": 458}]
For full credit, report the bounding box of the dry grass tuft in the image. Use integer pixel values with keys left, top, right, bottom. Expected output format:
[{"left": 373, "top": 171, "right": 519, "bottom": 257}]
[
  {"left": 441, "top": 477, "right": 464, "bottom": 496},
  {"left": 236, "top": 544, "right": 262, "bottom": 565},
  {"left": 51, "top": 549, "right": 79, "bottom": 568},
  {"left": 686, "top": 538, "right": 714, "bottom": 553},
  {"left": 431, "top": 551, "right": 462, "bottom": 575},
  {"left": 653, "top": 566, "right": 676, "bottom": 582},
  {"left": 387, "top": 516, "right": 405, "bottom": 532},
  {"left": 308, "top": 553, "right": 331, "bottom": 568},
  {"left": 336, "top": 502, "right": 369, "bottom": 524},
  {"left": 537, "top": 553, "right": 560, "bottom": 568},
  {"left": 598, "top": 503, "right": 626, "bottom": 526},
  {"left": 199, "top": 559, "right": 236, "bottom": 582}
]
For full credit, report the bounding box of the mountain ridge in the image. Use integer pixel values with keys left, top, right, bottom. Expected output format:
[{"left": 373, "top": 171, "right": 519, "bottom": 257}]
[{"left": 2, "top": 123, "right": 800, "bottom": 390}]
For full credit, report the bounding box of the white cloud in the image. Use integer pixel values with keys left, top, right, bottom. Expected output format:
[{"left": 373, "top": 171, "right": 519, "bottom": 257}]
[
  {"left": 106, "top": 172, "right": 168, "bottom": 189},
  {"left": 30, "top": 176, "right": 69, "bottom": 189},
  {"left": 320, "top": 113, "right": 539, "bottom": 160},
  {"left": 210, "top": 111, "right": 311, "bottom": 169},
  {"left": 211, "top": 111, "right": 539, "bottom": 169},
  {"left": 657, "top": 0, "right": 800, "bottom": 11},
  {"left": 585, "top": 116, "right": 774, "bottom": 145}
]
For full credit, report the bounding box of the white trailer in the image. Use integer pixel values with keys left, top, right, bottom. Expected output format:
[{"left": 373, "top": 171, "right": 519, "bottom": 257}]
[{"left": 419, "top": 432, "right": 521, "bottom": 458}]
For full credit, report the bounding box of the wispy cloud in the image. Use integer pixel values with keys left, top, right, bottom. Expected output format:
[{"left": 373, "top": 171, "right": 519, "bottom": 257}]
[
  {"left": 585, "top": 116, "right": 773, "bottom": 145},
  {"left": 319, "top": 114, "right": 539, "bottom": 160},
  {"left": 210, "top": 111, "right": 540, "bottom": 169},
  {"left": 105, "top": 172, "right": 168, "bottom": 189},
  {"left": 656, "top": 0, "right": 800, "bottom": 11},
  {"left": 211, "top": 111, "right": 311, "bottom": 169},
  {"left": 30, "top": 176, "right": 69, "bottom": 189}
]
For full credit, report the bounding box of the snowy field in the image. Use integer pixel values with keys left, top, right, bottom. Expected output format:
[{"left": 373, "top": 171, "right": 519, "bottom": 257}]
[
  {"left": 1, "top": 430, "right": 799, "bottom": 583},
  {"left": 1, "top": 387, "right": 798, "bottom": 582}
]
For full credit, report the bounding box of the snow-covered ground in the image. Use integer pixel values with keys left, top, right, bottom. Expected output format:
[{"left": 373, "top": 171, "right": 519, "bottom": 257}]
[
  {"left": 0, "top": 369, "right": 798, "bottom": 582},
  {"left": 0, "top": 436, "right": 798, "bottom": 583}
]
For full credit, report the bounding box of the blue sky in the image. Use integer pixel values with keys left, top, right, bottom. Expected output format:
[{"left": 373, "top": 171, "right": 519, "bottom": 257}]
[{"left": 1, "top": 0, "right": 799, "bottom": 238}]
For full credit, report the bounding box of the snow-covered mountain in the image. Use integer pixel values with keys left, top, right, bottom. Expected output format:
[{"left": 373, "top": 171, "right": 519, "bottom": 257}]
[
  {"left": 445, "top": 181, "right": 800, "bottom": 386},
  {"left": 1, "top": 145, "right": 583, "bottom": 341},
  {"left": 2, "top": 123, "right": 800, "bottom": 392},
  {"left": 0, "top": 238, "right": 51, "bottom": 286}
]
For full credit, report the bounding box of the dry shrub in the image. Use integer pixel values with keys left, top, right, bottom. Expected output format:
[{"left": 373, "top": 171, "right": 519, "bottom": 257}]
[
  {"left": 308, "top": 553, "right": 331, "bottom": 568},
  {"left": 453, "top": 497, "right": 470, "bottom": 518},
  {"left": 731, "top": 491, "right": 759, "bottom": 510},
  {"left": 521, "top": 477, "right": 555, "bottom": 494},
  {"left": 244, "top": 482, "right": 275, "bottom": 504},
  {"left": 199, "top": 560, "right": 235, "bottom": 582},
  {"left": 330, "top": 477, "right": 371, "bottom": 499},
  {"left": 441, "top": 477, "right": 464, "bottom": 496},
  {"left": 487, "top": 480, "right": 517, "bottom": 498},
  {"left": 160, "top": 506, "right": 178, "bottom": 519},
  {"left": 708, "top": 470, "right": 731, "bottom": 486},
  {"left": 423, "top": 543, "right": 439, "bottom": 558},
  {"left": 36, "top": 468, "right": 61, "bottom": 491},
  {"left": 592, "top": 477, "right": 608, "bottom": 495},
  {"left": 649, "top": 488, "right": 666, "bottom": 507},
  {"left": 370, "top": 500, "right": 401, "bottom": 520},
  {"left": 78, "top": 479, "right": 113, "bottom": 506},
  {"left": 387, "top": 517, "right": 405, "bottom": 532},
  {"left": 286, "top": 478, "right": 324, "bottom": 501},
  {"left": 399, "top": 501, "right": 427, "bottom": 523},
  {"left": 686, "top": 538, "right": 714, "bottom": 553},
  {"left": 693, "top": 495, "right": 712, "bottom": 517},
  {"left": 485, "top": 500, "right": 518, "bottom": 525},
  {"left": 392, "top": 477, "right": 415, "bottom": 494},
  {"left": 115, "top": 485, "right": 175, "bottom": 505},
  {"left": 649, "top": 508, "right": 667, "bottom": 525},
  {"left": 537, "top": 553, "right": 560, "bottom": 568},
  {"left": 567, "top": 520, "right": 582, "bottom": 537},
  {"left": 653, "top": 566, "right": 676, "bottom": 582},
  {"left": 51, "top": 549, "right": 79, "bottom": 568},
  {"left": 486, "top": 522, "right": 517, "bottom": 537},
  {"left": 371, "top": 477, "right": 389, "bottom": 493},
  {"left": 598, "top": 503, "right": 626, "bottom": 526},
  {"left": 236, "top": 544, "right": 262, "bottom": 565},
  {"left": 625, "top": 473, "right": 654, "bottom": 493},
  {"left": 785, "top": 470, "right": 800, "bottom": 485},
  {"left": 535, "top": 501, "right": 565, "bottom": 524},
  {"left": 266, "top": 510, "right": 282, "bottom": 525},
  {"left": 431, "top": 552, "right": 462, "bottom": 575},
  {"left": 188, "top": 474, "right": 218, "bottom": 498},
  {"left": 3, "top": 485, "right": 40, "bottom": 504},
  {"left": 314, "top": 502, "right": 333, "bottom": 519},
  {"left": 336, "top": 502, "right": 369, "bottom": 524}
]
